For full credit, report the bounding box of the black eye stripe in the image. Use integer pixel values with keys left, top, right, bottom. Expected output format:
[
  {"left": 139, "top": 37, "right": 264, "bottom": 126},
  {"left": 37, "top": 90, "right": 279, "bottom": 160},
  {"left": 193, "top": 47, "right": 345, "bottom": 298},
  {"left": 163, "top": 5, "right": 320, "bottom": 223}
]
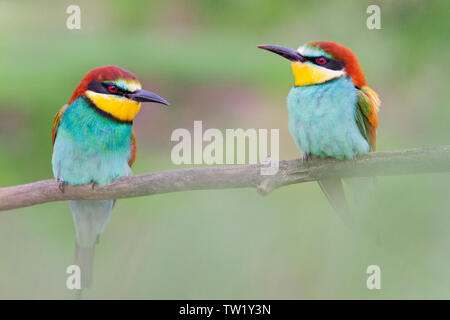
[
  {"left": 87, "top": 81, "right": 108, "bottom": 94},
  {"left": 102, "top": 82, "right": 130, "bottom": 96},
  {"left": 303, "top": 56, "right": 346, "bottom": 71},
  {"left": 87, "top": 81, "right": 130, "bottom": 96}
]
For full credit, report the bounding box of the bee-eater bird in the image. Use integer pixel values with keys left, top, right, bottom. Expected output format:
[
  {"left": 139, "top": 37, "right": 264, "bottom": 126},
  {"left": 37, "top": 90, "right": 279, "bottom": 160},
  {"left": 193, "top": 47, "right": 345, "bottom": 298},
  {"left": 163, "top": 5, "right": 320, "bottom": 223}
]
[
  {"left": 52, "top": 66, "right": 169, "bottom": 288},
  {"left": 258, "top": 42, "right": 380, "bottom": 224}
]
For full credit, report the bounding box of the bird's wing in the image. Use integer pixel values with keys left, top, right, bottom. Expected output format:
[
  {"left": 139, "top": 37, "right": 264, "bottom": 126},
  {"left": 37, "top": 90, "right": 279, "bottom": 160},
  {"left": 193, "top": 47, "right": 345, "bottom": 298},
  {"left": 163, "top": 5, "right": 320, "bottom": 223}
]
[
  {"left": 128, "top": 129, "right": 137, "bottom": 167},
  {"left": 355, "top": 86, "right": 380, "bottom": 151},
  {"left": 52, "top": 104, "right": 69, "bottom": 151}
]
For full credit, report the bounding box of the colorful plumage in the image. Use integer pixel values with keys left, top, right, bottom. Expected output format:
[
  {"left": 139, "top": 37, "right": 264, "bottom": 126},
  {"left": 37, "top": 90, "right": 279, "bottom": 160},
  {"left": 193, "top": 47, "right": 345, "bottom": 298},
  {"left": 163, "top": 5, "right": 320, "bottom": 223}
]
[
  {"left": 258, "top": 41, "right": 380, "bottom": 223},
  {"left": 52, "top": 66, "right": 169, "bottom": 288}
]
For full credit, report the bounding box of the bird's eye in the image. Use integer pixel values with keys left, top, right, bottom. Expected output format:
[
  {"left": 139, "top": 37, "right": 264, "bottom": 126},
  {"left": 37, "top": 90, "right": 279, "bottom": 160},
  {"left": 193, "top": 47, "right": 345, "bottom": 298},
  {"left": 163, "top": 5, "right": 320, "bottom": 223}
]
[
  {"left": 108, "top": 85, "right": 118, "bottom": 93},
  {"left": 315, "top": 57, "right": 327, "bottom": 65}
]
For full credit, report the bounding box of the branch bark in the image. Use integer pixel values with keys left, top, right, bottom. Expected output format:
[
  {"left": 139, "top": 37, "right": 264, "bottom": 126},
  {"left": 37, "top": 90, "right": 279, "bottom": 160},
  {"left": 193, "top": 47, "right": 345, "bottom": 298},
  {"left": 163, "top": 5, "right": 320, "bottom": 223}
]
[{"left": 1, "top": 145, "right": 450, "bottom": 211}]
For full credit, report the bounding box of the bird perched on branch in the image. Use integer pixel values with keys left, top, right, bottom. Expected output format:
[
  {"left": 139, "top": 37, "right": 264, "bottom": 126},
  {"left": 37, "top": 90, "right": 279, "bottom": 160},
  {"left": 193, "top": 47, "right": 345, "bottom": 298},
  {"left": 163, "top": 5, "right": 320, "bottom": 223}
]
[
  {"left": 52, "top": 66, "right": 169, "bottom": 288},
  {"left": 258, "top": 41, "right": 380, "bottom": 224}
]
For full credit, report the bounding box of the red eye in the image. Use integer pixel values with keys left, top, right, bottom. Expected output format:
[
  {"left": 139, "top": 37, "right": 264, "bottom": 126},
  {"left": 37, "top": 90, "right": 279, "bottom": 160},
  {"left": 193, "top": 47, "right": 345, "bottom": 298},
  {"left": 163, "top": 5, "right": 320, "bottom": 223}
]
[
  {"left": 108, "top": 85, "right": 118, "bottom": 93},
  {"left": 316, "top": 57, "right": 327, "bottom": 65}
]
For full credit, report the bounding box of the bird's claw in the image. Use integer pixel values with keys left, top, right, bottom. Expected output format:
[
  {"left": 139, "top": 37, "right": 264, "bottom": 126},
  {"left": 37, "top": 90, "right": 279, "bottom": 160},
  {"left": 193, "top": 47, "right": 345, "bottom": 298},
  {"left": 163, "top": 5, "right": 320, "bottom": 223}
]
[
  {"left": 301, "top": 153, "right": 311, "bottom": 164},
  {"left": 58, "top": 180, "right": 66, "bottom": 193},
  {"left": 91, "top": 182, "right": 97, "bottom": 190}
]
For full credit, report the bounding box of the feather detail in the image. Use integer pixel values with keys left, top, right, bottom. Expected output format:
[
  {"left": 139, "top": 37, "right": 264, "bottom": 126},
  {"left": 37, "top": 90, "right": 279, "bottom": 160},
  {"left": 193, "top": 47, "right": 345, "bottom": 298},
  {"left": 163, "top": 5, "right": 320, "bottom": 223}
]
[
  {"left": 128, "top": 130, "right": 137, "bottom": 167},
  {"left": 52, "top": 104, "right": 69, "bottom": 151},
  {"left": 355, "top": 85, "right": 380, "bottom": 151}
]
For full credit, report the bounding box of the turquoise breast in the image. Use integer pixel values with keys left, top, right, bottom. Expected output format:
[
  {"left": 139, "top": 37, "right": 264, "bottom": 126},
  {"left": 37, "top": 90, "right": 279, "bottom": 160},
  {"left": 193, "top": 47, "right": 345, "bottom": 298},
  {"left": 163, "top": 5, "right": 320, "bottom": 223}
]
[
  {"left": 287, "top": 77, "right": 370, "bottom": 160},
  {"left": 52, "top": 97, "right": 133, "bottom": 186}
]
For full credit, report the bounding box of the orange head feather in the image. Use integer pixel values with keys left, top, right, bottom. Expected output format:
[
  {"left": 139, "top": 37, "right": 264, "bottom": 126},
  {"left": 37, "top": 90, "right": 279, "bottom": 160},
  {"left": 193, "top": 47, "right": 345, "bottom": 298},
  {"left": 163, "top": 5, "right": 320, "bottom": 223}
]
[
  {"left": 308, "top": 41, "right": 366, "bottom": 88},
  {"left": 69, "top": 66, "right": 138, "bottom": 104}
]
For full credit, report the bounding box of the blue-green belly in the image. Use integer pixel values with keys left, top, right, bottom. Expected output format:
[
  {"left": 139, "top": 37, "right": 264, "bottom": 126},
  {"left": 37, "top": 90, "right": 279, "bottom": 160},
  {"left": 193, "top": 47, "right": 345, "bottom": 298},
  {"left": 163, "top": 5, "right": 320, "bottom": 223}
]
[
  {"left": 52, "top": 97, "right": 133, "bottom": 186},
  {"left": 287, "top": 77, "right": 370, "bottom": 160}
]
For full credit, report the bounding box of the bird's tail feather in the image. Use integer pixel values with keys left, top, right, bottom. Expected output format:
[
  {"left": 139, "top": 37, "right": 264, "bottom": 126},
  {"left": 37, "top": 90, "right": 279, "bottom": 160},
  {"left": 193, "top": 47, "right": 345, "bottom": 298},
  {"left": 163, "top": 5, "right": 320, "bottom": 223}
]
[
  {"left": 344, "top": 176, "right": 376, "bottom": 214},
  {"left": 317, "top": 178, "right": 354, "bottom": 227},
  {"left": 344, "top": 176, "right": 382, "bottom": 244},
  {"left": 69, "top": 199, "right": 113, "bottom": 289},
  {"left": 319, "top": 177, "right": 382, "bottom": 245},
  {"left": 74, "top": 243, "right": 96, "bottom": 288}
]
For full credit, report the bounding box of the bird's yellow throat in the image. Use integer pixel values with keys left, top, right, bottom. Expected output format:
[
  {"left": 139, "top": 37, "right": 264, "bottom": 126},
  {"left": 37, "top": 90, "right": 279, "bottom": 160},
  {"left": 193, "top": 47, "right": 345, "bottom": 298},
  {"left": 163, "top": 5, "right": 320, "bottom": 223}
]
[
  {"left": 85, "top": 90, "right": 141, "bottom": 122},
  {"left": 291, "top": 61, "right": 344, "bottom": 86}
]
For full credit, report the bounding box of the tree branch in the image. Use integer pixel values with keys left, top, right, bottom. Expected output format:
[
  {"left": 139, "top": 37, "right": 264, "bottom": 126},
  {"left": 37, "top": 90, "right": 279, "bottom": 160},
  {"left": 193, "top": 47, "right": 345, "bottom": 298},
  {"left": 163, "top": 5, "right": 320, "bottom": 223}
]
[{"left": 1, "top": 145, "right": 450, "bottom": 211}]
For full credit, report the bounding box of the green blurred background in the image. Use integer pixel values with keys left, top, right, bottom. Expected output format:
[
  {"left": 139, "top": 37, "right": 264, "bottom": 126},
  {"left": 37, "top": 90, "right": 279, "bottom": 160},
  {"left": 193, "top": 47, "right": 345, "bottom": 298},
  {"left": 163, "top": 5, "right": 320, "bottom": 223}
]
[{"left": 0, "top": 0, "right": 449, "bottom": 299}]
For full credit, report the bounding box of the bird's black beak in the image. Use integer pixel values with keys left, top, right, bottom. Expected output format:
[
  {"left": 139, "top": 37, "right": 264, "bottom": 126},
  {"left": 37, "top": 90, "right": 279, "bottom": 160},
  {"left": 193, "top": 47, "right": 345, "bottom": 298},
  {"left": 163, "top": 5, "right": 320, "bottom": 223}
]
[
  {"left": 258, "top": 45, "right": 306, "bottom": 62},
  {"left": 128, "top": 89, "right": 170, "bottom": 106}
]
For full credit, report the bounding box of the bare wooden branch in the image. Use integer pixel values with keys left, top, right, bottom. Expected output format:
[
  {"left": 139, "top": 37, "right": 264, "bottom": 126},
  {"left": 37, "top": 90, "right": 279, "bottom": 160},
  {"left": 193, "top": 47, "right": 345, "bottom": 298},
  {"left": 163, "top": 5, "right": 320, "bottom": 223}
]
[{"left": 1, "top": 145, "right": 450, "bottom": 211}]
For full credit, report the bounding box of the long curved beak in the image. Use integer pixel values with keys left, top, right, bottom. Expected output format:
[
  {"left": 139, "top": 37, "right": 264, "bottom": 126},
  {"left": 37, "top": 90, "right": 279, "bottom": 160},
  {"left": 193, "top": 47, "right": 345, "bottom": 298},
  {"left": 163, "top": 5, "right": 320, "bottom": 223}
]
[
  {"left": 258, "top": 45, "right": 306, "bottom": 62},
  {"left": 128, "top": 89, "right": 170, "bottom": 106}
]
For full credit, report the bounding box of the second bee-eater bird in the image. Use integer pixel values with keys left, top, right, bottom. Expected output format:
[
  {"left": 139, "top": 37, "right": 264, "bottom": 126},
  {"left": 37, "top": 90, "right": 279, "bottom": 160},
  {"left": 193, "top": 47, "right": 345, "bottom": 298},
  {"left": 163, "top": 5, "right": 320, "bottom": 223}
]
[
  {"left": 52, "top": 66, "right": 169, "bottom": 288},
  {"left": 258, "top": 41, "right": 380, "bottom": 224}
]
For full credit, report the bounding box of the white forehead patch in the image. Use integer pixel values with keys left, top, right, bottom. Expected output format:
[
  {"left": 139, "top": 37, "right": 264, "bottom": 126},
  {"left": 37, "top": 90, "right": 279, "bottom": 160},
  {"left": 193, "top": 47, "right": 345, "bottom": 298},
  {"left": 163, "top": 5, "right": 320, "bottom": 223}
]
[
  {"left": 126, "top": 81, "right": 142, "bottom": 92},
  {"left": 113, "top": 79, "right": 142, "bottom": 92},
  {"left": 297, "top": 45, "right": 332, "bottom": 58}
]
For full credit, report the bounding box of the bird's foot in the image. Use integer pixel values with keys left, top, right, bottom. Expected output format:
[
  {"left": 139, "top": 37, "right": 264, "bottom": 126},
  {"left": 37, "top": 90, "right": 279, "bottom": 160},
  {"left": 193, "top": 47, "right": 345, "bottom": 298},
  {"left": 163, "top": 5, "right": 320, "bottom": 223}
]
[
  {"left": 352, "top": 155, "right": 359, "bottom": 166},
  {"left": 301, "top": 153, "right": 311, "bottom": 165},
  {"left": 91, "top": 181, "right": 98, "bottom": 190},
  {"left": 58, "top": 180, "right": 67, "bottom": 193}
]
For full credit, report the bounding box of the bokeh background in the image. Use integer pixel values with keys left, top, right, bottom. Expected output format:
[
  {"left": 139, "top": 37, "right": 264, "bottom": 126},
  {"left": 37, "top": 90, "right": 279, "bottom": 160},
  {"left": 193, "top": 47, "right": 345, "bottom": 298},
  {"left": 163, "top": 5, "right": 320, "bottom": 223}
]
[{"left": 0, "top": 0, "right": 449, "bottom": 299}]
